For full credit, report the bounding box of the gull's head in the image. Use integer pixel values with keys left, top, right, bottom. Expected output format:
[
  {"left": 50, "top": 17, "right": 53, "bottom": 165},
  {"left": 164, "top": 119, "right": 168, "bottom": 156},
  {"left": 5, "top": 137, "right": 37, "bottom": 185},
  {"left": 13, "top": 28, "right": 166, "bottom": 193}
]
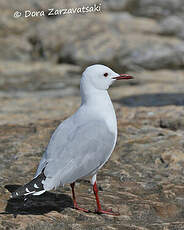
[{"left": 81, "top": 64, "right": 133, "bottom": 91}]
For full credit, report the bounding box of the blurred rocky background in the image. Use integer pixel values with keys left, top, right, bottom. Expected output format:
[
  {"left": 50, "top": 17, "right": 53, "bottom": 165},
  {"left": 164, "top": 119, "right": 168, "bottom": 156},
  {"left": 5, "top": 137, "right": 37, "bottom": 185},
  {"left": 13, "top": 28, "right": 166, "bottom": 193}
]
[{"left": 0, "top": 0, "right": 184, "bottom": 229}]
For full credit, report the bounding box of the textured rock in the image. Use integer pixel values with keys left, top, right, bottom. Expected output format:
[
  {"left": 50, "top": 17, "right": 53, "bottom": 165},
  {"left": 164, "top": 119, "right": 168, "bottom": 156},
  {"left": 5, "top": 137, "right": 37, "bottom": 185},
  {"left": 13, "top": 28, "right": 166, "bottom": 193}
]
[
  {"left": 132, "top": 0, "right": 184, "bottom": 18},
  {"left": 29, "top": 13, "right": 184, "bottom": 71},
  {"left": 159, "top": 16, "right": 184, "bottom": 39},
  {"left": 0, "top": 61, "right": 81, "bottom": 92},
  {"left": 40, "top": 13, "right": 160, "bottom": 69},
  {"left": 1, "top": 0, "right": 184, "bottom": 70},
  {"left": 116, "top": 38, "right": 184, "bottom": 71},
  {"left": 103, "top": 0, "right": 138, "bottom": 12}
]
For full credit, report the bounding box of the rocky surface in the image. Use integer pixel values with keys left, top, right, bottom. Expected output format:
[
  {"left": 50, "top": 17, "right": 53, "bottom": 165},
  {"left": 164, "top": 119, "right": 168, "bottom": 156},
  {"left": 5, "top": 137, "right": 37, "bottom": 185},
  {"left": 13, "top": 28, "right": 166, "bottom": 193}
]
[{"left": 1, "top": 0, "right": 184, "bottom": 229}]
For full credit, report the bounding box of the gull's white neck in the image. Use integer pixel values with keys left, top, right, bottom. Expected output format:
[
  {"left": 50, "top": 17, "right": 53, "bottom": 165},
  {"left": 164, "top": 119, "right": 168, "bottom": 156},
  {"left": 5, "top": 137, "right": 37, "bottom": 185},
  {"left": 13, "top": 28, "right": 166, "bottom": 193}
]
[{"left": 80, "top": 81, "right": 117, "bottom": 134}]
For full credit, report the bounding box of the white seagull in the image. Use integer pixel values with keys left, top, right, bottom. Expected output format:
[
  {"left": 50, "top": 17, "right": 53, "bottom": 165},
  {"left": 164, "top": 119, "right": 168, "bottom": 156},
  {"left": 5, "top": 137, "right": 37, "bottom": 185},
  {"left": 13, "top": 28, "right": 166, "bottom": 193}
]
[{"left": 10, "top": 64, "right": 134, "bottom": 215}]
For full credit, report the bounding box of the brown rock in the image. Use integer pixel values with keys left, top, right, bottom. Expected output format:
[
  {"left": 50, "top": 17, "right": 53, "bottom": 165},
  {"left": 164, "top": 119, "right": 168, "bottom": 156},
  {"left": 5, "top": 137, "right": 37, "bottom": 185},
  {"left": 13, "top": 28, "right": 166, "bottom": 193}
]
[
  {"left": 154, "top": 203, "right": 180, "bottom": 219},
  {"left": 132, "top": 0, "right": 184, "bottom": 18}
]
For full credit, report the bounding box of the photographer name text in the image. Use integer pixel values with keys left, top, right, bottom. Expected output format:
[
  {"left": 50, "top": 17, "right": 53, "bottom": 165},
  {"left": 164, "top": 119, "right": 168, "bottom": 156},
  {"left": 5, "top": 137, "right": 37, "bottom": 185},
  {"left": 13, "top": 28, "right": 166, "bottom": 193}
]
[{"left": 14, "top": 4, "right": 102, "bottom": 18}]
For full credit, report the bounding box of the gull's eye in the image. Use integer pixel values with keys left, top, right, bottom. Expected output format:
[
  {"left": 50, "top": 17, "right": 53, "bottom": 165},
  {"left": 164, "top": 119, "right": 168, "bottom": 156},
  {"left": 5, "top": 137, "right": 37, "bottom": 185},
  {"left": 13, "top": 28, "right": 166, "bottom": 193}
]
[{"left": 104, "top": 73, "right": 108, "bottom": 77}]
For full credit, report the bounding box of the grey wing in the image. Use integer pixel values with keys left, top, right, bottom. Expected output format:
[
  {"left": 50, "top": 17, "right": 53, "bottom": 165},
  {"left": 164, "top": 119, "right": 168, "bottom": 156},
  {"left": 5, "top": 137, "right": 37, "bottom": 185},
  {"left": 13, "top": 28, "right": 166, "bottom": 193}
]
[
  {"left": 41, "top": 120, "right": 115, "bottom": 191},
  {"left": 34, "top": 117, "right": 72, "bottom": 178}
]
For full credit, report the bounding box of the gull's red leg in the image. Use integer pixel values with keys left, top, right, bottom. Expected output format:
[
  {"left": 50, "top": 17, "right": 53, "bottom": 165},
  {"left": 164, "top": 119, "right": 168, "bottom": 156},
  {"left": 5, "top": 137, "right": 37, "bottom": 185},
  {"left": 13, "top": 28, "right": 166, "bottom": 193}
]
[
  {"left": 93, "top": 181, "right": 120, "bottom": 216},
  {"left": 70, "top": 182, "right": 90, "bottom": 213}
]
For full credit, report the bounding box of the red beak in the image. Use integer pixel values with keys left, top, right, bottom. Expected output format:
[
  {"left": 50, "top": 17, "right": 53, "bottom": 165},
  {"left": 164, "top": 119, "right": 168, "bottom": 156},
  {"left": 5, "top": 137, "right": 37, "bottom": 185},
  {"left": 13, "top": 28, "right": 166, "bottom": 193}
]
[{"left": 112, "top": 74, "right": 134, "bottom": 80}]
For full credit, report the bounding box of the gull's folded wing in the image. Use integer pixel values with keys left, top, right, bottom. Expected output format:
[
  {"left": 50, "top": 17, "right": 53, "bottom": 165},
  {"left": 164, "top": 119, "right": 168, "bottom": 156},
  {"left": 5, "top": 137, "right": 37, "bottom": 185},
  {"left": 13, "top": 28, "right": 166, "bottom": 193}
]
[{"left": 36, "top": 119, "right": 115, "bottom": 190}]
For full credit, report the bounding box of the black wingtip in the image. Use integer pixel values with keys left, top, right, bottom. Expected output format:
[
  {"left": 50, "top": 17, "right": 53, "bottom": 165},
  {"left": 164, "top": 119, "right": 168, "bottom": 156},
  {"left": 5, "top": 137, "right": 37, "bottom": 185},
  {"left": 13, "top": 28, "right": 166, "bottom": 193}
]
[
  {"left": 10, "top": 170, "right": 46, "bottom": 199},
  {"left": 10, "top": 191, "right": 23, "bottom": 199}
]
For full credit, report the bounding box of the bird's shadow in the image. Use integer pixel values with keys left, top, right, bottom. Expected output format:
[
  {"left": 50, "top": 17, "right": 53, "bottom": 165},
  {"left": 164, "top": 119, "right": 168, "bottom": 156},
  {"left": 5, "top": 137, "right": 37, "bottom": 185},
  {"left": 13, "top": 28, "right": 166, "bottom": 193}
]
[{"left": 1, "top": 184, "right": 73, "bottom": 217}]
